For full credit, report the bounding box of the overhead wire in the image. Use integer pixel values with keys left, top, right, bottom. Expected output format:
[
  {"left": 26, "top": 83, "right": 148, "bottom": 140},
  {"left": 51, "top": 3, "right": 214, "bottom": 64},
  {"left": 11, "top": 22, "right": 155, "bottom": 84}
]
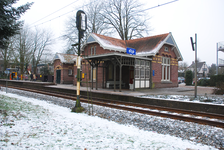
[
  {"left": 29, "top": 0, "right": 79, "bottom": 26},
  {"left": 139, "top": 0, "right": 179, "bottom": 13},
  {"left": 27, "top": 0, "right": 178, "bottom": 29},
  {"left": 28, "top": 10, "right": 76, "bottom": 29},
  {"left": 27, "top": 0, "right": 98, "bottom": 29}
]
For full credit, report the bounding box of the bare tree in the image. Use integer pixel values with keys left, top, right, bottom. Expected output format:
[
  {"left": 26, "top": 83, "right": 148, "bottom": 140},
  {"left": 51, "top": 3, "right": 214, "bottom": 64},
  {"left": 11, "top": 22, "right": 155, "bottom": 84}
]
[
  {"left": 0, "top": 37, "right": 15, "bottom": 71},
  {"left": 12, "top": 26, "right": 34, "bottom": 74},
  {"left": 62, "top": 15, "right": 77, "bottom": 54},
  {"left": 0, "top": 27, "right": 33, "bottom": 74},
  {"left": 2, "top": 25, "right": 53, "bottom": 75},
  {"left": 31, "top": 28, "right": 53, "bottom": 74},
  {"left": 101, "top": 0, "right": 151, "bottom": 40},
  {"left": 62, "top": 0, "right": 107, "bottom": 54},
  {"left": 62, "top": 0, "right": 151, "bottom": 53},
  {"left": 86, "top": 0, "right": 107, "bottom": 34},
  {"left": 178, "top": 62, "right": 188, "bottom": 72},
  {"left": 178, "top": 61, "right": 188, "bottom": 77}
]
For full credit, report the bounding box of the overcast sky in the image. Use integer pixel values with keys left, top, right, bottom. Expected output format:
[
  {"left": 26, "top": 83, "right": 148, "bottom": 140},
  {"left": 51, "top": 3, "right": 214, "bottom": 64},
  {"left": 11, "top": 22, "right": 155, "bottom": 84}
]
[{"left": 16, "top": 0, "right": 224, "bottom": 66}]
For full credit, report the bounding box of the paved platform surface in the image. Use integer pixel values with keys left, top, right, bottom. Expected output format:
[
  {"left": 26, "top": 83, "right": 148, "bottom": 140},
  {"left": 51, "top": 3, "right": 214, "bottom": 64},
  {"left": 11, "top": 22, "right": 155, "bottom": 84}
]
[{"left": 47, "top": 83, "right": 219, "bottom": 97}]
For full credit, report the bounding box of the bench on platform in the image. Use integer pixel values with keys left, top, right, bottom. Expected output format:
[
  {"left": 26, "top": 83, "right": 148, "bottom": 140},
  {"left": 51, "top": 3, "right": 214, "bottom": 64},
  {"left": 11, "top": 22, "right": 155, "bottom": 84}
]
[{"left": 106, "top": 81, "right": 125, "bottom": 89}]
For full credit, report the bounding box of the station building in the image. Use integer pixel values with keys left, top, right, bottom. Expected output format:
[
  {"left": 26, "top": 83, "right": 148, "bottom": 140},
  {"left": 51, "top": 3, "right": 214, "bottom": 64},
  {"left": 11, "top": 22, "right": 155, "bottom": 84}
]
[
  {"left": 53, "top": 32, "right": 183, "bottom": 91},
  {"left": 53, "top": 53, "right": 77, "bottom": 84}
]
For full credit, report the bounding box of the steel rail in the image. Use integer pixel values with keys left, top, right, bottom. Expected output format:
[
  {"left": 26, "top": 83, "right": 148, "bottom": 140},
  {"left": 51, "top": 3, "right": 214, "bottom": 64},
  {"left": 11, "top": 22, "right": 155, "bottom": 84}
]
[{"left": 2, "top": 85, "right": 224, "bottom": 128}]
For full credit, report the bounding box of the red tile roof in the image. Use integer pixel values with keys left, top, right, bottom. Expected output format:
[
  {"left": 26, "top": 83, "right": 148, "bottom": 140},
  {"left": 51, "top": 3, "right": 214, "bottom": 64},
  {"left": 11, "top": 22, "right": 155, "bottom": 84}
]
[
  {"left": 86, "top": 32, "right": 183, "bottom": 61},
  {"left": 92, "top": 33, "right": 126, "bottom": 51},
  {"left": 91, "top": 33, "right": 169, "bottom": 54},
  {"left": 127, "top": 33, "right": 169, "bottom": 54},
  {"left": 93, "top": 33, "right": 126, "bottom": 47}
]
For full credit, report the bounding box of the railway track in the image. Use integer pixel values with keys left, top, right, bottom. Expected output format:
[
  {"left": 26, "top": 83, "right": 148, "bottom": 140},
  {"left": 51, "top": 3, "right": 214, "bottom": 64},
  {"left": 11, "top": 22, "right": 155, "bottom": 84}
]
[{"left": 2, "top": 85, "right": 224, "bottom": 128}]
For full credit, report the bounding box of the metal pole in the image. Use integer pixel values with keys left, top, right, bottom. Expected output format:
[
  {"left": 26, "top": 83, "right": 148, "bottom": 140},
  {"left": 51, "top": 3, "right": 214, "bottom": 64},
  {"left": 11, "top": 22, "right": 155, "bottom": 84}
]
[
  {"left": 77, "top": 31, "right": 81, "bottom": 107},
  {"left": 6, "top": 78, "right": 8, "bottom": 93},
  {"left": 216, "top": 43, "right": 219, "bottom": 75},
  {"left": 72, "top": 31, "right": 82, "bottom": 112},
  {"left": 194, "top": 33, "right": 197, "bottom": 98}
]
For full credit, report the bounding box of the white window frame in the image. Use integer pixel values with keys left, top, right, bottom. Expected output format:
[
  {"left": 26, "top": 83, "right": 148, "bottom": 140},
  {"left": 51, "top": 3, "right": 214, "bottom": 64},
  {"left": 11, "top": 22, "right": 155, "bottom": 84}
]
[
  {"left": 165, "top": 46, "right": 169, "bottom": 52},
  {"left": 140, "top": 68, "right": 145, "bottom": 78},
  {"left": 162, "top": 57, "right": 170, "bottom": 81},
  {"left": 68, "top": 69, "right": 73, "bottom": 75},
  {"left": 91, "top": 47, "right": 93, "bottom": 55},
  {"left": 145, "top": 61, "right": 150, "bottom": 79},
  {"left": 90, "top": 66, "right": 96, "bottom": 81},
  {"left": 135, "top": 59, "right": 140, "bottom": 79},
  {"left": 94, "top": 46, "right": 96, "bottom": 55}
]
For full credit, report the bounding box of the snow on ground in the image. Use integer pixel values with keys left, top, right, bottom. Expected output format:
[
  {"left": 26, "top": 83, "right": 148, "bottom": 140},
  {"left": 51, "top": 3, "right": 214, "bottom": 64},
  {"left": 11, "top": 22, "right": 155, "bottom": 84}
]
[
  {"left": 0, "top": 92, "right": 217, "bottom": 150},
  {"left": 140, "top": 94, "right": 224, "bottom": 105}
]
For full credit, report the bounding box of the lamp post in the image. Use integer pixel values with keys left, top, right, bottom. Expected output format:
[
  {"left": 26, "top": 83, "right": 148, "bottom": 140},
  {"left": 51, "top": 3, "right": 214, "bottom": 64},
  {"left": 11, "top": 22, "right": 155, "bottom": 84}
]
[
  {"left": 72, "top": 10, "right": 87, "bottom": 113},
  {"left": 190, "top": 33, "right": 197, "bottom": 98}
]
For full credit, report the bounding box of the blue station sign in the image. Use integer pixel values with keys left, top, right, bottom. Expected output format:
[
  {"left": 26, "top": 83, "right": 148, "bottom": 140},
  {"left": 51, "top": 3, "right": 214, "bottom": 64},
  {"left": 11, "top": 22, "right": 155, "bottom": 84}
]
[{"left": 126, "top": 47, "right": 136, "bottom": 55}]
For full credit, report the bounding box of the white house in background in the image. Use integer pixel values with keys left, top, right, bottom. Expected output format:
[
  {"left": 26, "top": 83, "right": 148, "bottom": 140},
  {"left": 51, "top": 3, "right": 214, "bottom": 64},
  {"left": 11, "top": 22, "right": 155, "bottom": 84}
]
[{"left": 188, "top": 61, "right": 209, "bottom": 77}]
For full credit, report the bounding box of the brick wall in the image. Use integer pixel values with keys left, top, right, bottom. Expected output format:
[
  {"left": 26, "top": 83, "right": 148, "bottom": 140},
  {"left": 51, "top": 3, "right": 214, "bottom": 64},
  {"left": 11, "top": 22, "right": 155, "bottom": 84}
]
[
  {"left": 79, "top": 60, "right": 106, "bottom": 88},
  {"left": 54, "top": 60, "right": 61, "bottom": 84},
  {"left": 82, "top": 43, "right": 118, "bottom": 56},
  {"left": 62, "top": 63, "right": 74, "bottom": 84},
  {"left": 71, "top": 43, "right": 180, "bottom": 89},
  {"left": 54, "top": 59, "right": 74, "bottom": 84},
  {"left": 151, "top": 44, "right": 179, "bottom": 88}
]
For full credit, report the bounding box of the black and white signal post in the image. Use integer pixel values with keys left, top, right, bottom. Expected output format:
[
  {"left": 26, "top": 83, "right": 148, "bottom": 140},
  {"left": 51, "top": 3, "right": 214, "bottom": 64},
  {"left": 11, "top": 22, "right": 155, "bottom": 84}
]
[{"left": 72, "top": 10, "right": 87, "bottom": 112}]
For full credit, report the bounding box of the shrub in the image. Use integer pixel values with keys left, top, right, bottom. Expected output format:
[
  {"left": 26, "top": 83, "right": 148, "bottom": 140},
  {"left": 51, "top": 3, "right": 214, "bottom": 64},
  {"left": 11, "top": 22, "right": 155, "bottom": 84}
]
[
  {"left": 198, "top": 79, "right": 209, "bottom": 86},
  {"left": 185, "top": 70, "right": 193, "bottom": 85},
  {"left": 213, "top": 82, "right": 224, "bottom": 95},
  {"left": 209, "top": 75, "right": 224, "bottom": 86}
]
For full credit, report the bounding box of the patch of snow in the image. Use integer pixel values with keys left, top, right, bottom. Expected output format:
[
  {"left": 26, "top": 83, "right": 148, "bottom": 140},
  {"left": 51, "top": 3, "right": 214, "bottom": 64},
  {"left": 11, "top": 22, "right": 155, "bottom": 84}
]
[
  {"left": 0, "top": 92, "right": 217, "bottom": 150},
  {"left": 140, "top": 94, "right": 224, "bottom": 105},
  {"left": 92, "top": 34, "right": 126, "bottom": 52}
]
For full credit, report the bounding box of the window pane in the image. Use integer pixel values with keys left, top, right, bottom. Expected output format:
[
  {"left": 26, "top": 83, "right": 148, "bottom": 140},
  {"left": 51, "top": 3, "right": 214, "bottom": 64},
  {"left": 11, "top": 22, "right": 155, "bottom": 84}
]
[
  {"left": 108, "top": 64, "right": 113, "bottom": 80},
  {"left": 164, "top": 66, "right": 166, "bottom": 80},
  {"left": 93, "top": 68, "right": 96, "bottom": 80},
  {"left": 94, "top": 46, "right": 96, "bottom": 55},
  {"left": 140, "top": 68, "right": 145, "bottom": 78},
  {"left": 89, "top": 68, "right": 91, "bottom": 79},
  {"left": 136, "top": 59, "right": 140, "bottom": 65},
  {"left": 141, "top": 60, "right": 145, "bottom": 66},
  {"left": 68, "top": 69, "right": 72, "bottom": 75},
  {"left": 167, "top": 66, "right": 170, "bottom": 80},
  {"left": 135, "top": 67, "right": 140, "bottom": 78},
  {"left": 146, "top": 69, "right": 150, "bottom": 78},
  {"left": 146, "top": 61, "right": 149, "bottom": 66}
]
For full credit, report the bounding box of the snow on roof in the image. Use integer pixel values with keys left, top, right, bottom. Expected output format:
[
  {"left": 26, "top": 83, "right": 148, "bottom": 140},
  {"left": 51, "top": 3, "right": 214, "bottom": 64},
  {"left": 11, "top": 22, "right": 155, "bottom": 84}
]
[
  {"left": 84, "top": 33, "right": 183, "bottom": 61},
  {"left": 53, "top": 53, "right": 77, "bottom": 64},
  {"left": 91, "top": 33, "right": 126, "bottom": 52}
]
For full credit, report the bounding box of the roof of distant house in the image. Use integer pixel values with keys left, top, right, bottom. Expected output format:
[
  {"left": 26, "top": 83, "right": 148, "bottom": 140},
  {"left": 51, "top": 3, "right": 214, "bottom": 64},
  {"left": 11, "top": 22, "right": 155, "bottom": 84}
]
[{"left": 188, "top": 62, "right": 206, "bottom": 69}]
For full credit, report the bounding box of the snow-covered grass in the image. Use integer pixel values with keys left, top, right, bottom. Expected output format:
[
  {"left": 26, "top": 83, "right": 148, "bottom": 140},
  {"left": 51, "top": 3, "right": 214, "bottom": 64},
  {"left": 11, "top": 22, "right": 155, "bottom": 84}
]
[
  {"left": 0, "top": 92, "right": 217, "bottom": 150},
  {"left": 140, "top": 94, "right": 224, "bottom": 105}
]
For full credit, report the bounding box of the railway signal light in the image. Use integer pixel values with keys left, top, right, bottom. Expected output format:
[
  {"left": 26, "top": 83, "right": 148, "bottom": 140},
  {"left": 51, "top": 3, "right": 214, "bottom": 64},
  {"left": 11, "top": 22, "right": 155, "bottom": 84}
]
[{"left": 72, "top": 10, "right": 87, "bottom": 113}]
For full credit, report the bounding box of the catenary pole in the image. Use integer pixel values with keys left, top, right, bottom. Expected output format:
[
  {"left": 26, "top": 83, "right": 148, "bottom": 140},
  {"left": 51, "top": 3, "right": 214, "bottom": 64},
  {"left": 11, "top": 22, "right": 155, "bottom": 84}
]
[
  {"left": 216, "top": 43, "right": 218, "bottom": 75},
  {"left": 190, "top": 34, "right": 197, "bottom": 98},
  {"left": 194, "top": 34, "right": 197, "bottom": 98}
]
